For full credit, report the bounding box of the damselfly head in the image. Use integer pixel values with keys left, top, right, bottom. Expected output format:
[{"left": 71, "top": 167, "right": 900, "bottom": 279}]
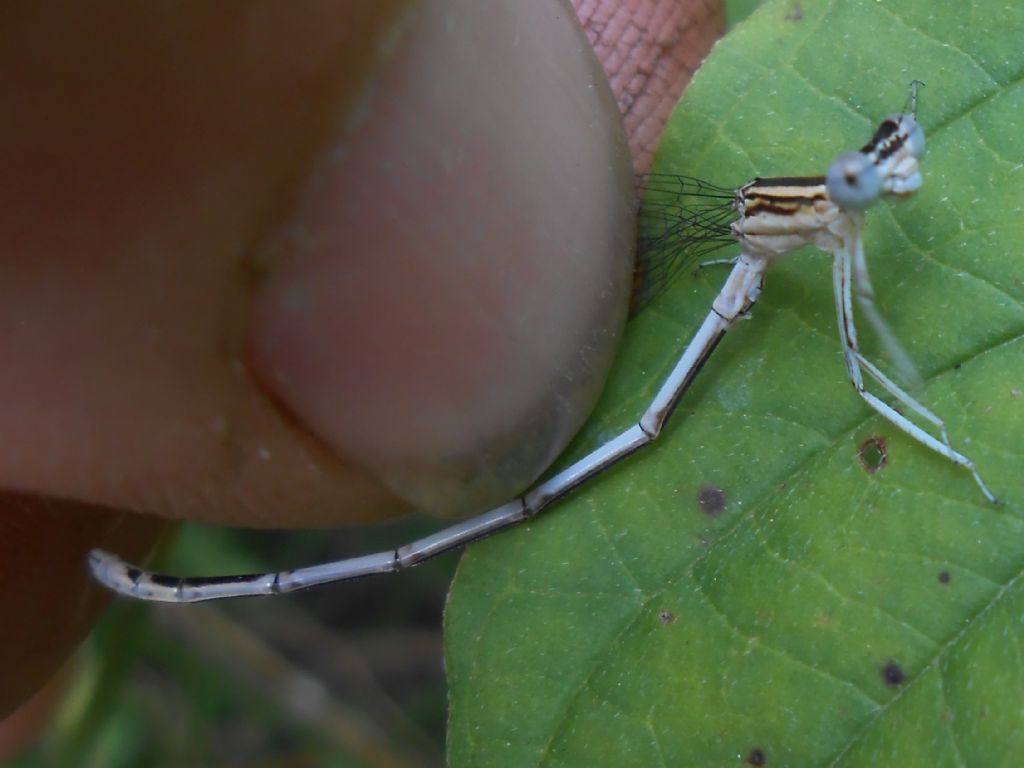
[
  {"left": 860, "top": 112, "right": 926, "bottom": 165},
  {"left": 831, "top": 101, "right": 926, "bottom": 210},
  {"left": 877, "top": 113, "right": 926, "bottom": 161},
  {"left": 826, "top": 151, "right": 882, "bottom": 210}
]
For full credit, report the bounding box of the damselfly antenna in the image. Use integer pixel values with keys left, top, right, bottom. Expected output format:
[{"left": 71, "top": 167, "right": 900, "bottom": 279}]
[{"left": 908, "top": 79, "right": 924, "bottom": 116}]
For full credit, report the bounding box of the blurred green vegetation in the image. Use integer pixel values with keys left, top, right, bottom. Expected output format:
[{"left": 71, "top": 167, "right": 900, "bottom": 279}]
[{"left": 11, "top": 521, "right": 456, "bottom": 767}]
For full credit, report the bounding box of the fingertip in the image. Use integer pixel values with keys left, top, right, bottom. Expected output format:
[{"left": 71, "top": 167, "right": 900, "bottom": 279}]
[{"left": 248, "top": 1, "right": 636, "bottom": 518}]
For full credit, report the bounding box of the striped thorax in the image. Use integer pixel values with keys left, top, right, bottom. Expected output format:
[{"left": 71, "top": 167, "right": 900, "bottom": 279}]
[{"left": 732, "top": 176, "right": 844, "bottom": 263}]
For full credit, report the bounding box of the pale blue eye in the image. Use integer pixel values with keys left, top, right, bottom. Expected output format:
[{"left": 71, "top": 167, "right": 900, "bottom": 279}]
[
  {"left": 826, "top": 151, "right": 882, "bottom": 210},
  {"left": 904, "top": 117, "right": 926, "bottom": 159},
  {"left": 880, "top": 113, "right": 926, "bottom": 159}
]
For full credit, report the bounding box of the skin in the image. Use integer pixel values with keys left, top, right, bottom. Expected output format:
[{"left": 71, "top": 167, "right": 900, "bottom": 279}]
[{"left": 0, "top": 0, "right": 723, "bottom": 744}]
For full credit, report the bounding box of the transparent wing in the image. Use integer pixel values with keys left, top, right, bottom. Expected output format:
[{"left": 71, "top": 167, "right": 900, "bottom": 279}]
[{"left": 631, "top": 173, "right": 740, "bottom": 314}]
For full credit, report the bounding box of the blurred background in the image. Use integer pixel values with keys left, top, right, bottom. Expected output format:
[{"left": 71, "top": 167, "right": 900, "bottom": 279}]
[{"left": 9, "top": 523, "right": 456, "bottom": 767}]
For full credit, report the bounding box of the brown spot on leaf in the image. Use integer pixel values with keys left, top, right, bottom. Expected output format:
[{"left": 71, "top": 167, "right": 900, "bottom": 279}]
[
  {"left": 882, "top": 661, "right": 905, "bottom": 687},
  {"left": 658, "top": 610, "right": 676, "bottom": 625},
  {"left": 698, "top": 485, "right": 728, "bottom": 516},
  {"left": 747, "top": 748, "right": 767, "bottom": 765},
  {"left": 858, "top": 436, "right": 888, "bottom": 473},
  {"left": 938, "top": 570, "right": 951, "bottom": 584}
]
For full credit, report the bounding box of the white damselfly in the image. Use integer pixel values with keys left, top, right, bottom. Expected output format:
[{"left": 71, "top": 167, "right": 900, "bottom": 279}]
[{"left": 90, "top": 82, "right": 996, "bottom": 603}]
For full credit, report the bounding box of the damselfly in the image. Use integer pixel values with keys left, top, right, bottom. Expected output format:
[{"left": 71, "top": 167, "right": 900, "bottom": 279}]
[{"left": 90, "top": 82, "right": 995, "bottom": 603}]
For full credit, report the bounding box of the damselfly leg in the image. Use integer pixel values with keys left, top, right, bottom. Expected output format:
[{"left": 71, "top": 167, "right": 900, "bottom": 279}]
[{"left": 833, "top": 224, "right": 995, "bottom": 502}]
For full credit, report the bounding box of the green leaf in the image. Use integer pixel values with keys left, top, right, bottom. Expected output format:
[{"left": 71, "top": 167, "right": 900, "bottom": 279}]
[
  {"left": 727, "top": 0, "right": 768, "bottom": 28},
  {"left": 446, "top": 0, "right": 1024, "bottom": 765}
]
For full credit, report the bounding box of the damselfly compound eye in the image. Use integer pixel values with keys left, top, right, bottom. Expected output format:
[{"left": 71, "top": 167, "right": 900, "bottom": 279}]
[
  {"left": 826, "top": 151, "right": 882, "bottom": 210},
  {"left": 903, "top": 115, "right": 926, "bottom": 159}
]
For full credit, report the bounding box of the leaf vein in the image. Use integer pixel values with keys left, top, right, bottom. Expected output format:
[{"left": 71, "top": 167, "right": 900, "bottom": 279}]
[
  {"left": 827, "top": 562, "right": 1024, "bottom": 766},
  {"left": 936, "top": 668, "right": 969, "bottom": 768},
  {"left": 755, "top": 531, "right": 942, "bottom": 647},
  {"left": 691, "top": 570, "right": 883, "bottom": 708}
]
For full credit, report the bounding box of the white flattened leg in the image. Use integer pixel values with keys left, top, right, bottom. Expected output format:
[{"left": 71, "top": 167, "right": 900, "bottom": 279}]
[
  {"left": 832, "top": 250, "right": 996, "bottom": 503},
  {"left": 849, "top": 227, "right": 923, "bottom": 388}
]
